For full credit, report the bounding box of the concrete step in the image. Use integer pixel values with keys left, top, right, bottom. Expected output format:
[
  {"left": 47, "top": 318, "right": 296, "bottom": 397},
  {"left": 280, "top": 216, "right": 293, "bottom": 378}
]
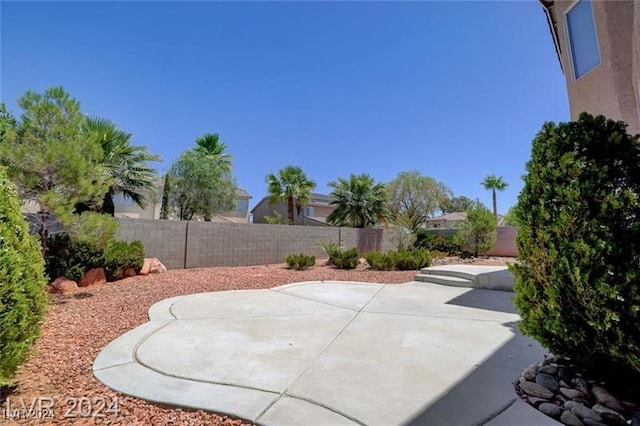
[
  {"left": 414, "top": 273, "right": 475, "bottom": 288},
  {"left": 419, "top": 267, "right": 478, "bottom": 281},
  {"left": 417, "top": 266, "right": 515, "bottom": 291}
]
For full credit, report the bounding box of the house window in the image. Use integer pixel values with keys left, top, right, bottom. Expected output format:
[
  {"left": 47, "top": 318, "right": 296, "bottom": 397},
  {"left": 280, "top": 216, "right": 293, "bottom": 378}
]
[
  {"left": 114, "top": 193, "right": 133, "bottom": 206},
  {"left": 234, "top": 199, "right": 247, "bottom": 212},
  {"left": 565, "top": 0, "right": 600, "bottom": 79},
  {"left": 304, "top": 206, "right": 314, "bottom": 217}
]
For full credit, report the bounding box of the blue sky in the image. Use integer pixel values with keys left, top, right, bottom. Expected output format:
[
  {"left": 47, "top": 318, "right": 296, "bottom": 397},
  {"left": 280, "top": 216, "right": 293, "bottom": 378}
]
[{"left": 1, "top": 1, "right": 569, "bottom": 215}]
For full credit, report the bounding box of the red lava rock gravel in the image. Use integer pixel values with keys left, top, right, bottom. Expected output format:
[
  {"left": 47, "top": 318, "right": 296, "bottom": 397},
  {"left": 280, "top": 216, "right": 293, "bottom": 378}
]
[{"left": 2, "top": 258, "right": 509, "bottom": 425}]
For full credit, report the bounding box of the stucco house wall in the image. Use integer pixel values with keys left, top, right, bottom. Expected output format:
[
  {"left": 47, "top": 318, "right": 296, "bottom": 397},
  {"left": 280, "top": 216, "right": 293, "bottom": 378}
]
[{"left": 541, "top": 0, "right": 640, "bottom": 135}]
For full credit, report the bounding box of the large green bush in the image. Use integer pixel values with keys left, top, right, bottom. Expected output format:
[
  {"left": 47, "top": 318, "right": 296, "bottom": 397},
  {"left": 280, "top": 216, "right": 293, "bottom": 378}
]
[
  {"left": 513, "top": 113, "right": 640, "bottom": 373},
  {"left": 365, "top": 248, "right": 432, "bottom": 271},
  {"left": 454, "top": 201, "right": 496, "bottom": 256},
  {"left": 414, "top": 230, "right": 460, "bottom": 255},
  {"left": 0, "top": 168, "right": 48, "bottom": 386},
  {"left": 104, "top": 240, "right": 145, "bottom": 281},
  {"left": 391, "top": 248, "right": 432, "bottom": 270},
  {"left": 45, "top": 233, "right": 104, "bottom": 282}
]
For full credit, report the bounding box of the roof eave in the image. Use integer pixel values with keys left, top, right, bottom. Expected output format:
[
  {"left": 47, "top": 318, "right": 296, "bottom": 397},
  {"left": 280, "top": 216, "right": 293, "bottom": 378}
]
[{"left": 540, "top": 0, "right": 564, "bottom": 73}]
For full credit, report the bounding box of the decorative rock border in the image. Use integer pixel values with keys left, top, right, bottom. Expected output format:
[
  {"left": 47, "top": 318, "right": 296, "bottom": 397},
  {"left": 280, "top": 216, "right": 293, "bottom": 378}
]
[{"left": 516, "top": 354, "right": 640, "bottom": 426}]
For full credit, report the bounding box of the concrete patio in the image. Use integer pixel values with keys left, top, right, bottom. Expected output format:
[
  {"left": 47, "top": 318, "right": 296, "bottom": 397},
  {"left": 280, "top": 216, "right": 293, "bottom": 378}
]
[{"left": 94, "top": 278, "right": 555, "bottom": 425}]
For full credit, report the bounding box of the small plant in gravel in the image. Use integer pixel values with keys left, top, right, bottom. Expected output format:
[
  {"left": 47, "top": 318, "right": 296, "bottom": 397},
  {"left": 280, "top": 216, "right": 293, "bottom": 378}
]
[
  {"left": 319, "top": 239, "right": 345, "bottom": 265},
  {"left": 331, "top": 248, "right": 360, "bottom": 269},
  {"left": 0, "top": 167, "right": 48, "bottom": 386},
  {"left": 364, "top": 251, "right": 395, "bottom": 271},
  {"left": 391, "top": 248, "right": 432, "bottom": 271},
  {"left": 285, "top": 253, "right": 316, "bottom": 270},
  {"left": 104, "top": 240, "right": 145, "bottom": 281}
]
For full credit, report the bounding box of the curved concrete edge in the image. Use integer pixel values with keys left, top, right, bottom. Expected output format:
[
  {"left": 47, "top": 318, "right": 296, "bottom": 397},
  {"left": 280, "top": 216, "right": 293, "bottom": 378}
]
[
  {"left": 270, "top": 280, "right": 389, "bottom": 291},
  {"left": 93, "top": 362, "right": 278, "bottom": 422},
  {"left": 483, "top": 398, "right": 561, "bottom": 425},
  {"left": 257, "top": 395, "right": 361, "bottom": 426},
  {"left": 270, "top": 281, "right": 323, "bottom": 290},
  {"left": 148, "top": 296, "right": 182, "bottom": 320},
  {"left": 94, "top": 320, "right": 172, "bottom": 371}
]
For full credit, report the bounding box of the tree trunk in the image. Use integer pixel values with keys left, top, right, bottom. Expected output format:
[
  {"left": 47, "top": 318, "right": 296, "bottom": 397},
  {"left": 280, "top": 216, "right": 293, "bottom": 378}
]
[
  {"left": 492, "top": 189, "right": 498, "bottom": 222},
  {"left": 38, "top": 212, "right": 49, "bottom": 258},
  {"left": 287, "top": 196, "right": 295, "bottom": 225},
  {"left": 101, "top": 190, "right": 115, "bottom": 216}
]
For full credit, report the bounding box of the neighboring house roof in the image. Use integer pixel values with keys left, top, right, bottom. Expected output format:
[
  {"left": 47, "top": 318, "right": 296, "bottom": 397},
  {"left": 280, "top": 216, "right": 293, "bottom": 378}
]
[
  {"left": 428, "top": 212, "right": 468, "bottom": 222},
  {"left": 209, "top": 214, "right": 249, "bottom": 224},
  {"left": 308, "top": 193, "right": 331, "bottom": 205},
  {"left": 427, "top": 212, "right": 506, "bottom": 225},
  {"left": 234, "top": 188, "right": 251, "bottom": 198},
  {"left": 250, "top": 193, "right": 331, "bottom": 214},
  {"left": 304, "top": 216, "right": 327, "bottom": 225}
]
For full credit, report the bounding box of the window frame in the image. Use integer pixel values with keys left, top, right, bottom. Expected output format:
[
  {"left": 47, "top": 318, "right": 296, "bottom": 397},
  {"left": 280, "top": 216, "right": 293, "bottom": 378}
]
[
  {"left": 234, "top": 199, "right": 247, "bottom": 213},
  {"left": 563, "top": 0, "right": 601, "bottom": 81}
]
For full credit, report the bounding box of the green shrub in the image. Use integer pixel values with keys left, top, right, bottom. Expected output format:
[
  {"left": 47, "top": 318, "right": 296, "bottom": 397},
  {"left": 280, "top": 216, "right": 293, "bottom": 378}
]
[
  {"left": 429, "top": 250, "right": 447, "bottom": 259},
  {"left": 364, "top": 251, "right": 395, "bottom": 271},
  {"left": 285, "top": 253, "right": 316, "bottom": 270},
  {"left": 513, "top": 113, "right": 640, "bottom": 374},
  {"left": 0, "top": 168, "right": 48, "bottom": 386},
  {"left": 45, "top": 233, "right": 104, "bottom": 281},
  {"left": 64, "top": 211, "right": 118, "bottom": 250},
  {"left": 332, "top": 248, "right": 360, "bottom": 269},
  {"left": 320, "top": 240, "right": 344, "bottom": 265},
  {"left": 391, "top": 248, "right": 432, "bottom": 270},
  {"left": 454, "top": 201, "right": 496, "bottom": 256},
  {"left": 104, "top": 240, "right": 145, "bottom": 281},
  {"left": 414, "top": 230, "right": 460, "bottom": 254}
]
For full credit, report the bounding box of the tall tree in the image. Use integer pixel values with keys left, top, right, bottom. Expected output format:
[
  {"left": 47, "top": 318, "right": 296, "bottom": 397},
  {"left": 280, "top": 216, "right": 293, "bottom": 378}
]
[
  {"left": 481, "top": 174, "right": 508, "bottom": 221},
  {"left": 266, "top": 165, "right": 316, "bottom": 225},
  {"left": 386, "top": 170, "right": 451, "bottom": 232},
  {"left": 0, "top": 87, "right": 109, "bottom": 249},
  {"left": 84, "top": 117, "right": 161, "bottom": 215},
  {"left": 327, "top": 173, "right": 391, "bottom": 228},
  {"left": 454, "top": 200, "right": 497, "bottom": 257},
  {"left": 168, "top": 149, "right": 236, "bottom": 220},
  {"left": 159, "top": 172, "right": 171, "bottom": 220},
  {"left": 194, "top": 133, "right": 232, "bottom": 174},
  {"left": 440, "top": 195, "right": 474, "bottom": 214}
]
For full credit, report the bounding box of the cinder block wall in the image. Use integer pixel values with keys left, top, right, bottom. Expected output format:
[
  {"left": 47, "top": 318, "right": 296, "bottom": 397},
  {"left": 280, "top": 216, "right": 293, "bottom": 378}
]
[
  {"left": 115, "top": 219, "right": 187, "bottom": 270},
  {"left": 115, "top": 219, "right": 395, "bottom": 269},
  {"left": 485, "top": 227, "right": 518, "bottom": 257},
  {"left": 184, "top": 222, "right": 341, "bottom": 268}
]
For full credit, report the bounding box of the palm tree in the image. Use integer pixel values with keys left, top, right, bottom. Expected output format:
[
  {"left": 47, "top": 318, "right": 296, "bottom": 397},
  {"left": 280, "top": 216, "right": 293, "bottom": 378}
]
[
  {"left": 266, "top": 165, "right": 316, "bottom": 225},
  {"left": 481, "top": 174, "right": 508, "bottom": 221},
  {"left": 84, "top": 117, "right": 161, "bottom": 215},
  {"left": 194, "top": 133, "right": 232, "bottom": 174},
  {"left": 327, "top": 173, "right": 391, "bottom": 228}
]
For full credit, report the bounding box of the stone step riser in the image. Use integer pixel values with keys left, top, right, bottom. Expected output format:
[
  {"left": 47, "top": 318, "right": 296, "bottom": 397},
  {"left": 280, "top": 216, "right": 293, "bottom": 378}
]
[
  {"left": 418, "top": 268, "right": 478, "bottom": 282},
  {"left": 414, "top": 274, "right": 475, "bottom": 288}
]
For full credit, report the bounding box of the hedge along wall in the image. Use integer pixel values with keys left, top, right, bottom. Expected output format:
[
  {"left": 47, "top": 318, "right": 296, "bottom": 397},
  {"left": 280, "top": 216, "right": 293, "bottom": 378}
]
[
  {"left": 115, "top": 218, "right": 396, "bottom": 270},
  {"left": 424, "top": 226, "right": 518, "bottom": 257}
]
